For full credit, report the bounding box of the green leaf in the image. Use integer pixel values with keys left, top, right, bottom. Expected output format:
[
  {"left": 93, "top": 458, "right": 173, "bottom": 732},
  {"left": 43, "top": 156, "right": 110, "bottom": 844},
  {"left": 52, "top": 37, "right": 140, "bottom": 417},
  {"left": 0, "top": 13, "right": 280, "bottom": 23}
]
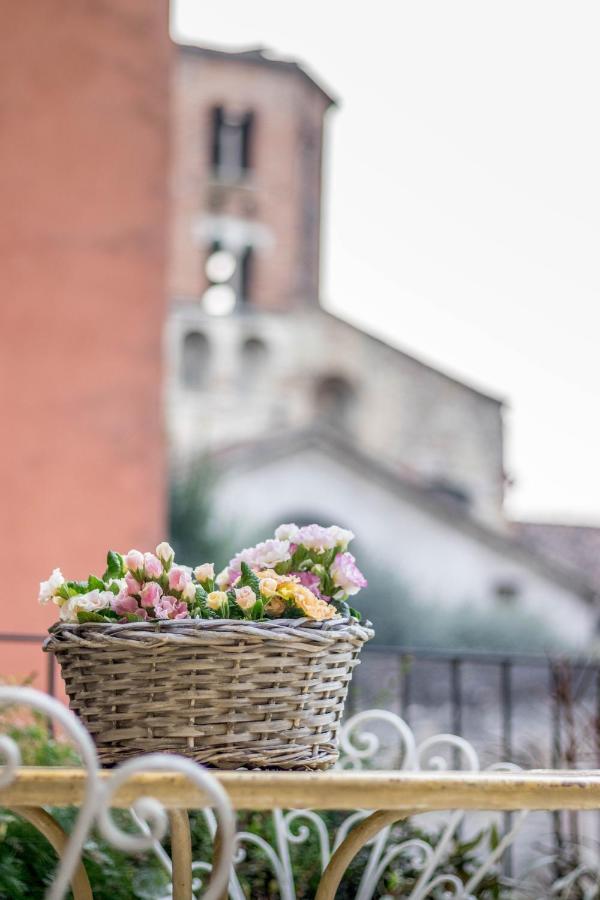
[
  {"left": 102, "top": 550, "right": 124, "bottom": 582},
  {"left": 250, "top": 597, "right": 265, "bottom": 620},
  {"left": 290, "top": 545, "right": 310, "bottom": 568},
  {"left": 454, "top": 829, "right": 484, "bottom": 855},
  {"left": 66, "top": 580, "right": 89, "bottom": 595},
  {"left": 489, "top": 822, "right": 500, "bottom": 851},
  {"left": 107, "top": 581, "right": 121, "bottom": 595},
  {"left": 240, "top": 562, "right": 261, "bottom": 595},
  {"left": 349, "top": 607, "right": 362, "bottom": 621},
  {"left": 332, "top": 599, "right": 350, "bottom": 618},
  {"left": 101, "top": 608, "right": 119, "bottom": 619},
  {"left": 88, "top": 575, "right": 105, "bottom": 591},
  {"left": 56, "top": 584, "right": 72, "bottom": 602},
  {"left": 76, "top": 611, "right": 110, "bottom": 624},
  {"left": 321, "top": 548, "right": 337, "bottom": 568},
  {"left": 195, "top": 584, "right": 208, "bottom": 603}
]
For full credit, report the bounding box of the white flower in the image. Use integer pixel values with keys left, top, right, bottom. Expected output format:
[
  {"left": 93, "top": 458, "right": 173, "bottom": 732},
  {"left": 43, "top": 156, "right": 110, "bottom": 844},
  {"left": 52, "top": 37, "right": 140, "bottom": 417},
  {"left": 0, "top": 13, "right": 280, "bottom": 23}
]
[
  {"left": 274, "top": 523, "right": 300, "bottom": 543},
  {"left": 59, "top": 589, "right": 113, "bottom": 623},
  {"left": 155, "top": 541, "right": 175, "bottom": 565},
  {"left": 327, "top": 525, "right": 354, "bottom": 550},
  {"left": 194, "top": 563, "right": 215, "bottom": 583},
  {"left": 39, "top": 568, "right": 65, "bottom": 605},
  {"left": 215, "top": 568, "right": 232, "bottom": 589},
  {"left": 59, "top": 597, "right": 78, "bottom": 622},
  {"left": 296, "top": 525, "right": 354, "bottom": 553},
  {"left": 228, "top": 546, "right": 259, "bottom": 573},
  {"left": 76, "top": 589, "right": 113, "bottom": 613},
  {"left": 297, "top": 525, "right": 335, "bottom": 552},
  {"left": 182, "top": 581, "right": 196, "bottom": 602},
  {"left": 252, "top": 539, "right": 291, "bottom": 569}
]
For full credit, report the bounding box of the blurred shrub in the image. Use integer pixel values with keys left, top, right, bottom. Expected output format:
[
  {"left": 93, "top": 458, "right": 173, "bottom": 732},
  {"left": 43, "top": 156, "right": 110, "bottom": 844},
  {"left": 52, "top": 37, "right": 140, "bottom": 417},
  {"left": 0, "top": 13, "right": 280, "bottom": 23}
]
[{"left": 359, "top": 562, "right": 568, "bottom": 653}]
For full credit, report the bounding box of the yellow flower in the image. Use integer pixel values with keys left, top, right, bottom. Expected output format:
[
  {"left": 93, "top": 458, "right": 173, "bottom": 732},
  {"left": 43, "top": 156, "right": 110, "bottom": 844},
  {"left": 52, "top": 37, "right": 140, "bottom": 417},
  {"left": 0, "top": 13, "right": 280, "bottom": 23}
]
[
  {"left": 259, "top": 577, "right": 279, "bottom": 598},
  {"left": 278, "top": 582, "right": 337, "bottom": 621},
  {"left": 264, "top": 596, "right": 286, "bottom": 617},
  {"left": 206, "top": 590, "right": 228, "bottom": 611},
  {"left": 277, "top": 581, "right": 302, "bottom": 601},
  {"left": 256, "top": 568, "right": 293, "bottom": 584}
]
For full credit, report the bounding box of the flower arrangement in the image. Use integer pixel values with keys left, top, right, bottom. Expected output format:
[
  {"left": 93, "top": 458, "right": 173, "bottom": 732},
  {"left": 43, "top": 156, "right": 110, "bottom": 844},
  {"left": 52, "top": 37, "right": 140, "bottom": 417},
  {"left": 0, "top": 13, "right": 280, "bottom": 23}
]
[{"left": 39, "top": 524, "right": 368, "bottom": 625}]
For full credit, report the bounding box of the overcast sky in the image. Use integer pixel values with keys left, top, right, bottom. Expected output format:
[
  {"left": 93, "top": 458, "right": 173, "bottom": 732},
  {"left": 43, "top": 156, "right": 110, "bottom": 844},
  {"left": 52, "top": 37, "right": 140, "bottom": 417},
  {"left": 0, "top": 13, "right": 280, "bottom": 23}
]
[{"left": 172, "top": 1, "right": 600, "bottom": 524}]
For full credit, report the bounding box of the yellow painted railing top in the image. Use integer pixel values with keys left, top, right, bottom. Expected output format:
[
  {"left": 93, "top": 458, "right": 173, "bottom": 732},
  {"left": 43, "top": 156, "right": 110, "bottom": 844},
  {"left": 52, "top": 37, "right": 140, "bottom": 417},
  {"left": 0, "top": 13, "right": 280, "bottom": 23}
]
[{"left": 2, "top": 767, "right": 600, "bottom": 811}]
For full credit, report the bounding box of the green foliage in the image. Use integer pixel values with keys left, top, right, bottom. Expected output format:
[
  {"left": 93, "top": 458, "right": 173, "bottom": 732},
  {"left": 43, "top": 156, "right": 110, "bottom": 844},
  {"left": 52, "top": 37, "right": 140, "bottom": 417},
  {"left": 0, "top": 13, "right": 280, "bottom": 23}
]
[
  {"left": 88, "top": 575, "right": 105, "bottom": 592},
  {"left": 239, "top": 561, "right": 261, "bottom": 596},
  {"left": 168, "top": 457, "right": 256, "bottom": 569},
  {"left": 102, "top": 551, "right": 125, "bottom": 582},
  {"left": 357, "top": 555, "right": 571, "bottom": 653},
  {"left": 0, "top": 807, "right": 170, "bottom": 899}
]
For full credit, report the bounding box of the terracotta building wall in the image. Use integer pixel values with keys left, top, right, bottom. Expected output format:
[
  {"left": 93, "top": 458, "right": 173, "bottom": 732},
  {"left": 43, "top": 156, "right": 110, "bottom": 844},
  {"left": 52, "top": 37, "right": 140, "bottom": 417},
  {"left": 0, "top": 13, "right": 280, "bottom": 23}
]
[
  {"left": 169, "top": 48, "right": 331, "bottom": 310},
  {"left": 0, "top": 1, "right": 171, "bottom": 686}
]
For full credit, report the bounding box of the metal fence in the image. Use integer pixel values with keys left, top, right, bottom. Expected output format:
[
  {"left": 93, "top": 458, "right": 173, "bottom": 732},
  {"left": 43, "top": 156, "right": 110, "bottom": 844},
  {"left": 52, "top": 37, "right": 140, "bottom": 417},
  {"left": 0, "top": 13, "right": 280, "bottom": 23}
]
[
  {"left": 3, "top": 631, "right": 600, "bottom": 873},
  {"left": 3, "top": 630, "right": 600, "bottom": 772},
  {"left": 347, "top": 645, "right": 600, "bottom": 772}
]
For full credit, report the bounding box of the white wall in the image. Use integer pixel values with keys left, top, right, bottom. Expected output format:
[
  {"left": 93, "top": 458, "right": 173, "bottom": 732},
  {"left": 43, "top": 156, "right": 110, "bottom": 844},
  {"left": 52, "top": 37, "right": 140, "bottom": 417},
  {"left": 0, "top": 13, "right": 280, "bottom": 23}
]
[
  {"left": 214, "top": 446, "right": 596, "bottom": 647},
  {"left": 166, "top": 306, "right": 506, "bottom": 527}
]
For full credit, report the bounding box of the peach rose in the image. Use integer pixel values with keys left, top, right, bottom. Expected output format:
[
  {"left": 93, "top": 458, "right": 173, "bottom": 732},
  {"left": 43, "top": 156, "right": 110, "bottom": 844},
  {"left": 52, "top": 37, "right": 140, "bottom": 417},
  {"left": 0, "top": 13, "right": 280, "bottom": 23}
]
[
  {"left": 235, "top": 586, "right": 257, "bottom": 611},
  {"left": 259, "top": 577, "right": 278, "bottom": 598}
]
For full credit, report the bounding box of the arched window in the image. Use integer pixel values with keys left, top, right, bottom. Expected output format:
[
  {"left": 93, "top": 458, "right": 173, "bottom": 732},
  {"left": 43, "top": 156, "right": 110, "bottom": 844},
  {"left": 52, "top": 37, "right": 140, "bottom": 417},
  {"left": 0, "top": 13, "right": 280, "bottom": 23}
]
[
  {"left": 181, "top": 331, "right": 210, "bottom": 389},
  {"left": 315, "top": 374, "right": 355, "bottom": 428},
  {"left": 241, "top": 336, "right": 268, "bottom": 371}
]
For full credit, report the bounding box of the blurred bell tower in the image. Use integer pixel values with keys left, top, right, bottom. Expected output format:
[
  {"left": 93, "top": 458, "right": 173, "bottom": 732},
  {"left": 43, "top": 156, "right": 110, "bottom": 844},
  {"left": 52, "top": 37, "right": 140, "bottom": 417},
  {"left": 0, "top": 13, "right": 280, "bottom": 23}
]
[{"left": 169, "top": 44, "right": 336, "bottom": 313}]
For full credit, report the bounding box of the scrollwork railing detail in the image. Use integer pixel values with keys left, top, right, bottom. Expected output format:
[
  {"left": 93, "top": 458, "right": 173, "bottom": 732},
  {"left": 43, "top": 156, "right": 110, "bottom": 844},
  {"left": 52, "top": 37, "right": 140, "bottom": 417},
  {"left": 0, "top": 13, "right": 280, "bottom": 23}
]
[{"left": 0, "top": 686, "right": 235, "bottom": 900}]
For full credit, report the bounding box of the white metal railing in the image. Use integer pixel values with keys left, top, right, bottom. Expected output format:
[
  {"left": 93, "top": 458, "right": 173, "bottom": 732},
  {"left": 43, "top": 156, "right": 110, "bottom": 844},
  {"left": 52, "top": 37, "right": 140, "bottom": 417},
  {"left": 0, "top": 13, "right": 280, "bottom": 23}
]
[{"left": 2, "top": 687, "right": 600, "bottom": 899}]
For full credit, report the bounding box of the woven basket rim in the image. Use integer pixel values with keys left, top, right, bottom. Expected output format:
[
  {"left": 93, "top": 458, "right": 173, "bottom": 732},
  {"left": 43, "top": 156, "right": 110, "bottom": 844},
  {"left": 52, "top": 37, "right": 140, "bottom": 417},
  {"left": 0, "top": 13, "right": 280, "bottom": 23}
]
[
  {"left": 44, "top": 616, "right": 374, "bottom": 642},
  {"left": 47, "top": 615, "right": 370, "bottom": 629}
]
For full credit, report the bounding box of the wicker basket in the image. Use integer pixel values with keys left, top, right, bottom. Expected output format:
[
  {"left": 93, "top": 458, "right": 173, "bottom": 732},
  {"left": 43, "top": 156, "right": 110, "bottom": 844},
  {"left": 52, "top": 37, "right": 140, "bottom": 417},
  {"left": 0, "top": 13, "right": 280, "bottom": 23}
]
[{"left": 43, "top": 617, "right": 373, "bottom": 769}]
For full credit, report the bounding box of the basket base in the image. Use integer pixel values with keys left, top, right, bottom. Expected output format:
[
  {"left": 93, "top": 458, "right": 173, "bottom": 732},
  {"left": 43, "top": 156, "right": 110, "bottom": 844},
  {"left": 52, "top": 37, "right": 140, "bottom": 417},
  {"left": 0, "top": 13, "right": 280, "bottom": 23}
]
[{"left": 96, "top": 745, "right": 340, "bottom": 771}]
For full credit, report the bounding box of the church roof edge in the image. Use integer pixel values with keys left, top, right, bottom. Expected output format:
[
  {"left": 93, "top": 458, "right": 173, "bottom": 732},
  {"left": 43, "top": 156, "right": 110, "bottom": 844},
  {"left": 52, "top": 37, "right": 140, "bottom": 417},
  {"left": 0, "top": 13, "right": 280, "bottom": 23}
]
[
  {"left": 321, "top": 309, "right": 506, "bottom": 406},
  {"left": 176, "top": 40, "right": 338, "bottom": 107}
]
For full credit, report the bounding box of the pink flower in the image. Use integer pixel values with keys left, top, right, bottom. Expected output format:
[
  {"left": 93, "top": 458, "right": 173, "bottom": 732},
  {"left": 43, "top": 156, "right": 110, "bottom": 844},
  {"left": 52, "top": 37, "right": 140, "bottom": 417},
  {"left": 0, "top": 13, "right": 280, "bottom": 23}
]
[
  {"left": 125, "top": 573, "right": 142, "bottom": 595},
  {"left": 274, "top": 523, "right": 300, "bottom": 542},
  {"left": 154, "top": 595, "right": 188, "bottom": 620},
  {"left": 168, "top": 565, "right": 192, "bottom": 593},
  {"left": 139, "top": 581, "right": 162, "bottom": 609},
  {"left": 296, "top": 525, "right": 333, "bottom": 552},
  {"left": 229, "top": 539, "right": 290, "bottom": 574},
  {"left": 112, "top": 592, "right": 139, "bottom": 615},
  {"left": 296, "top": 525, "right": 354, "bottom": 553},
  {"left": 234, "top": 586, "right": 257, "bottom": 611},
  {"left": 295, "top": 571, "right": 327, "bottom": 600},
  {"left": 330, "top": 552, "right": 368, "bottom": 596},
  {"left": 124, "top": 549, "right": 144, "bottom": 573},
  {"left": 194, "top": 563, "right": 215, "bottom": 583},
  {"left": 144, "top": 552, "right": 163, "bottom": 579}
]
